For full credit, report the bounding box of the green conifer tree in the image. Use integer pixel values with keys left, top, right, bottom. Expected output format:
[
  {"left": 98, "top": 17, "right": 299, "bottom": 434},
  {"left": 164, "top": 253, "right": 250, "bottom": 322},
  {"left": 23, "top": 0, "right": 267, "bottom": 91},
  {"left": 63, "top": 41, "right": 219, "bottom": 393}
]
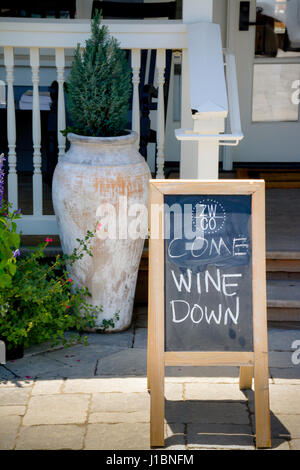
[{"left": 66, "top": 11, "right": 132, "bottom": 137}]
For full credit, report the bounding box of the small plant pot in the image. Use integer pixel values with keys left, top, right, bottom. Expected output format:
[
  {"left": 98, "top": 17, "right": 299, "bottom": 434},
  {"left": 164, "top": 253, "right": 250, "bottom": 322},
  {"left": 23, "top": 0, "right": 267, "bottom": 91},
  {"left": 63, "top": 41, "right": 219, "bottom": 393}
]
[{"left": 1, "top": 340, "right": 24, "bottom": 361}]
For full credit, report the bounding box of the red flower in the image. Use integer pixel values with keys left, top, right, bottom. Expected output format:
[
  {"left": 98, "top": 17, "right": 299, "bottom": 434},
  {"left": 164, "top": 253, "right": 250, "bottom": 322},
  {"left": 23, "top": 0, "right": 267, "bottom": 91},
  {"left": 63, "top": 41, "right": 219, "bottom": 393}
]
[
  {"left": 68, "top": 278, "right": 73, "bottom": 283},
  {"left": 66, "top": 305, "right": 70, "bottom": 309},
  {"left": 46, "top": 237, "right": 53, "bottom": 243}
]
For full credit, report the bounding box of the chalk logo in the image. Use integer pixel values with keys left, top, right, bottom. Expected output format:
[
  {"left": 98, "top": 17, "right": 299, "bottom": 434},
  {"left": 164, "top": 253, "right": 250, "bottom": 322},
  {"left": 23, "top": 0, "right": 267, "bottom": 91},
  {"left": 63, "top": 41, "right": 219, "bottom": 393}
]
[{"left": 193, "top": 199, "right": 226, "bottom": 234}]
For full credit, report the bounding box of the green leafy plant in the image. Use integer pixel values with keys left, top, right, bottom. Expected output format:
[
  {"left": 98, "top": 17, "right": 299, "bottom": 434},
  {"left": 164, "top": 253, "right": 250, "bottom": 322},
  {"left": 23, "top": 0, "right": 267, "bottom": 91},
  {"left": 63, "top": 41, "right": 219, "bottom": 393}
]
[
  {"left": 0, "top": 153, "right": 21, "bottom": 289},
  {"left": 0, "top": 152, "right": 119, "bottom": 352},
  {"left": 0, "top": 231, "right": 119, "bottom": 351},
  {"left": 64, "top": 10, "right": 132, "bottom": 137}
]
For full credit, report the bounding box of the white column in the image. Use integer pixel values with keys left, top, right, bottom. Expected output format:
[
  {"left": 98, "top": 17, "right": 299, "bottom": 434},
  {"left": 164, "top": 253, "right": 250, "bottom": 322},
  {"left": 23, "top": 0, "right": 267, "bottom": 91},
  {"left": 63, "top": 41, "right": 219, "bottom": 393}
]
[
  {"left": 181, "top": 0, "right": 215, "bottom": 179},
  {"left": 55, "top": 48, "right": 66, "bottom": 160},
  {"left": 180, "top": 48, "right": 198, "bottom": 179},
  {"left": 30, "top": 47, "right": 42, "bottom": 216},
  {"left": 156, "top": 49, "right": 166, "bottom": 179},
  {"left": 193, "top": 116, "right": 225, "bottom": 179},
  {"left": 182, "top": 0, "right": 213, "bottom": 22},
  {"left": 4, "top": 47, "right": 18, "bottom": 210},
  {"left": 131, "top": 48, "right": 141, "bottom": 148}
]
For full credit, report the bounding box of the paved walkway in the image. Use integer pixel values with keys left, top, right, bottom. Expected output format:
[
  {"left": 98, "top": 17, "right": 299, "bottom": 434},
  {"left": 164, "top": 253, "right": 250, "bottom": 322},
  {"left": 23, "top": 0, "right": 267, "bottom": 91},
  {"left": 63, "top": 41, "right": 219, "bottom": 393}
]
[{"left": 0, "top": 306, "right": 300, "bottom": 450}]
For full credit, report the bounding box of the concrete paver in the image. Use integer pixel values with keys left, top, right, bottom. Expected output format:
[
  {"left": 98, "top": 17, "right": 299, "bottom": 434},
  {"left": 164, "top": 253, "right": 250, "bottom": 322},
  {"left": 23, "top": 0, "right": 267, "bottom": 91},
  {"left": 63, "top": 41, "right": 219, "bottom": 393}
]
[
  {"left": 263, "top": 439, "right": 290, "bottom": 450},
  {"left": 23, "top": 394, "right": 90, "bottom": 425},
  {"left": 63, "top": 377, "right": 147, "bottom": 394},
  {"left": 165, "top": 401, "right": 249, "bottom": 425},
  {"left": 269, "top": 384, "right": 300, "bottom": 414},
  {"left": 0, "top": 387, "right": 30, "bottom": 405},
  {"left": 164, "top": 423, "right": 186, "bottom": 450},
  {"left": 84, "top": 423, "right": 150, "bottom": 450},
  {"left": 89, "top": 410, "right": 149, "bottom": 424},
  {"left": 133, "top": 328, "right": 148, "bottom": 349},
  {"left": 290, "top": 439, "right": 300, "bottom": 450},
  {"left": 270, "top": 414, "right": 300, "bottom": 439},
  {"left": 0, "top": 406, "right": 26, "bottom": 417},
  {"left": 0, "top": 415, "right": 21, "bottom": 450},
  {"left": 184, "top": 383, "right": 247, "bottom": 402},
  {"left": 31, "top": 379, "right": 63, "bottom": 395},
  {"left": 165, "top": 366, "right": 239, "bottom": 380},
  {"left": 90, "top": 392, "right": 149, "bottom": 414},
  {"left": 15, "top": 424, "right": 85, "bottom": 450},
  {"left": 165, "top": 383, "right": 183, "bottom": 401},
  {"left": 186, "top": 423, "right": 254, "bottom": 450},
  {"left": 96, "top": 349, "right": 147, "bottom": 376},
  {"left": 270, "top": 367, "right": 300, "bottom": 383},
  {"left": 0, "top": 324, "right": 298, "bottom": 450},
  {"left": 3, "top": 355, "right": 71, "bottom": 380}
]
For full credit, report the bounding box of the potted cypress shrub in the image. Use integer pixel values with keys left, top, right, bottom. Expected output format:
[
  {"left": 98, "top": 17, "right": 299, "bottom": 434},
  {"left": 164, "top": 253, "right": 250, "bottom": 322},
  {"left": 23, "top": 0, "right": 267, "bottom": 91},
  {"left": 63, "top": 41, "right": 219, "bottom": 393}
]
[{"left": 52, "top": 11, "right": 151, "bottom": 331}]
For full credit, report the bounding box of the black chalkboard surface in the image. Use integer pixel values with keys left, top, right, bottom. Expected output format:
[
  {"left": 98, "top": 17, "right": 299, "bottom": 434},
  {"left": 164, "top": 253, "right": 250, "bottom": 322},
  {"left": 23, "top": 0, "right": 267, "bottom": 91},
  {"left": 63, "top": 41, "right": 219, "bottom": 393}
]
[{"left": 164, "top": 194, "right": 253, "bottom": 352}]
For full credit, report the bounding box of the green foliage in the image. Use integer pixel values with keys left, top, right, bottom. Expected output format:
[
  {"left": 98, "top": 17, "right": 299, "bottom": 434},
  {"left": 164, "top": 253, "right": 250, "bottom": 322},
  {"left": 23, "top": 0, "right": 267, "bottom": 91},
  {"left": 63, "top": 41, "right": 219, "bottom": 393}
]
[
  {"left": 0, "top": 202, "right": 21, "bottom": 289},
  {"left": 0, "top": 229, "right": 119, "bottom": 350},
  {"left": 65, "top": 10, "right": 132, "bottom": 137}
]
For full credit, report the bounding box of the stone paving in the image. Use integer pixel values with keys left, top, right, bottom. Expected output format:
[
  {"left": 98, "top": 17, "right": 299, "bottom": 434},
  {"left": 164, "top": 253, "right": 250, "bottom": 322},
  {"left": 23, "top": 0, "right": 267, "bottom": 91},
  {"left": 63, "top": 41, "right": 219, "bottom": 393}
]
[{"left": 1, "top": 306, "right": 300, "bottom": 450}]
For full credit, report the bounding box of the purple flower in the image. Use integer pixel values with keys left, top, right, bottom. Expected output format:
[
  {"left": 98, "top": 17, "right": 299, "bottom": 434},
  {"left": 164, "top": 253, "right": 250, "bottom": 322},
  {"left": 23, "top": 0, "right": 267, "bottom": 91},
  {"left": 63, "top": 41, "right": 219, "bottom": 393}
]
[
  {"left": 0, "top": 153, "right": 5, "bottom": 209},
  {"left": 12, "top": 249, "right": 20, "bottom": 258}
]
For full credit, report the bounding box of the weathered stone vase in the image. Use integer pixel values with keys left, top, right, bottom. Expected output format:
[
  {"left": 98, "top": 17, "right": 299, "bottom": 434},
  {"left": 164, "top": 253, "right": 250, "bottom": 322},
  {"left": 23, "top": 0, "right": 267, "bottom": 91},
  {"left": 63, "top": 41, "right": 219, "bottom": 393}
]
[{"left": 52, "top": 131, "right": 151, "bottom": 331}]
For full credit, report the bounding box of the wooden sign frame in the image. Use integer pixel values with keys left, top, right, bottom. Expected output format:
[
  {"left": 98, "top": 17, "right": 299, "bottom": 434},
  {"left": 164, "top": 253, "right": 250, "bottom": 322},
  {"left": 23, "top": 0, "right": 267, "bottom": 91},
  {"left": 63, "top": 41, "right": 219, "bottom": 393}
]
[{"left": 147, "top": 179, "right": 271, "bottom": 449}]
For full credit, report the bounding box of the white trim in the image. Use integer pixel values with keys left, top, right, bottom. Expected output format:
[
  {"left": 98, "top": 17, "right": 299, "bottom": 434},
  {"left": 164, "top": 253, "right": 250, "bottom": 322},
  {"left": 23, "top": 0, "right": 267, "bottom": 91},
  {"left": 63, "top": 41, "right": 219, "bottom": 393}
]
[
  {"left": 17, "top": 216, "right": 59, "bottom": 235},
  {"left": 0, "top": 19, "right": 187, "bottom": 49}
]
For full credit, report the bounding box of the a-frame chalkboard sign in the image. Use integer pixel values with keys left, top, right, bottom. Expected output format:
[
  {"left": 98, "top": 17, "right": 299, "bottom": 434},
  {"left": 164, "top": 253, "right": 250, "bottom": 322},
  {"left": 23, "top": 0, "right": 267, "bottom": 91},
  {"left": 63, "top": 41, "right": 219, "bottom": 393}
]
[{"left": 147, "top": 179, "right": 271, "bottom": 448}]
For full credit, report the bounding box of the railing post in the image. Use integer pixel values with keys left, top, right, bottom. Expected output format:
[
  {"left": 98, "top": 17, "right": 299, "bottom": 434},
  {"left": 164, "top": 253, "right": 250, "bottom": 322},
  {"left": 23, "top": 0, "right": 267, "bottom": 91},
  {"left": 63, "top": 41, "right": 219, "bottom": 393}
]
[
  {"left": 156, "top": 49, "right": 166, "bottom": 179},
  {"left": 178, "top": 22, "right": 228, "bottom": 179},
  {"left": 30, "top": 47, "right": 42, "bottom": 216},
  {"left": 55, "top": 48, "right": 66, "bottom": 160},
  {"left": 131, "top": 48, "right": 141, "bottom": 148},
  {"left": 4, "top": 46, "right": 18, "bottom": 211}
]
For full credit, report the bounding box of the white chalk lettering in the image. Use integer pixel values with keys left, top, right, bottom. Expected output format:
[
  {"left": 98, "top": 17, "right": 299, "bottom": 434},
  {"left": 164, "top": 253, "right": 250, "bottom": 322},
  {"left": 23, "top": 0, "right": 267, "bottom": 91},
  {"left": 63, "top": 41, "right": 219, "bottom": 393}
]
[
  {"left": 191, "top": 237, "right": 208, "bottom": 258},
  {"left": 170, "top": 300, "right": 190, "bottom": 323},
  {"left": 205, "top": 305, "right": 222, "bottom": 324},
  {"left": 222, "top": 273, "right": 242, "bottom": 296},
  {"left": 170, "top": 298, "right": 240, "bottom": 326},
  {"left": 209, "top": 237, "right": 231, "bottom": 256},
  {"left": 190, "top": 304, "right": 204, "bottom": 323},
  {"left": 171, "top": 269, "right": 192, "bottom": 293},
  {"left": 205, "top": 269, "right": 221, "bottom": 293},
  {"left": 224, "top": 297, "right": 240, "bottom": 324},
  {"left": 168, "top": 238, "right": 185, "bottom": 259},
  {"left": 233, "top": 238, "right": 249, "bottom": 256}
]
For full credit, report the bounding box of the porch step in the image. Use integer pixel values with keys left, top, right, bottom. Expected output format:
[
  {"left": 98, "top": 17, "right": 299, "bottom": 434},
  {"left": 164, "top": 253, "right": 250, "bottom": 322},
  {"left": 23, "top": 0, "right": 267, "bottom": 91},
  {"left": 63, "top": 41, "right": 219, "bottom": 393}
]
[
  {"left": 237, "top": 168, "right": 300, "bottom": 188},
  {"left": 267, "top": 279, "right": 300, "bottom": 322},
  {"left": 266, "top": 251, "right": 300, "bottom": 276}
]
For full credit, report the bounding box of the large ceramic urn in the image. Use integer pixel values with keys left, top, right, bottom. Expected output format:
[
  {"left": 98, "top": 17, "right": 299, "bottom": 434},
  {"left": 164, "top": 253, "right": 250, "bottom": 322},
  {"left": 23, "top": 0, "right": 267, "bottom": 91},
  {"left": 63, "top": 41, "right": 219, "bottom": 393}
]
[{"left": 52, "top": 131, "right": 151, "bottom": 331}]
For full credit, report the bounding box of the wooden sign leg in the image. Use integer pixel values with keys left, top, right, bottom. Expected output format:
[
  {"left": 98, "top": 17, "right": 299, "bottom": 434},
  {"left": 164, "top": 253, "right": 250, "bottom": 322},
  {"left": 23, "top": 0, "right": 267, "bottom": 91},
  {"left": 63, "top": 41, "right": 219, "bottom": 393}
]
[
  {"left": 252, "top": 185, "right": 271, "bottom": 448},
  {"left": 239, "top": 366, "right": 253, "bottom": 390},
  {"left": 150, "top": 367, "right": 164, "bottom": 446},
  {"left": 254, "top": 354, "right": 271, "bottom": 448},
  {"left": 147, "top": 305, "right": 152, "bottom": 392}
]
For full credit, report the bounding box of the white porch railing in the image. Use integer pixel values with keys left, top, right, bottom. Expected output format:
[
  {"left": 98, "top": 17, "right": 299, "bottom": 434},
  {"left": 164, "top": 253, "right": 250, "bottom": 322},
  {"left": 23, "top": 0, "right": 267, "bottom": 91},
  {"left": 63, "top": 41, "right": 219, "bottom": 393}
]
[
  {"left": 0, "top": 18, "right": 242, "bottom": 235},
  {"left": 0, "top": 18, "right": 187, "bottom": 235}
]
